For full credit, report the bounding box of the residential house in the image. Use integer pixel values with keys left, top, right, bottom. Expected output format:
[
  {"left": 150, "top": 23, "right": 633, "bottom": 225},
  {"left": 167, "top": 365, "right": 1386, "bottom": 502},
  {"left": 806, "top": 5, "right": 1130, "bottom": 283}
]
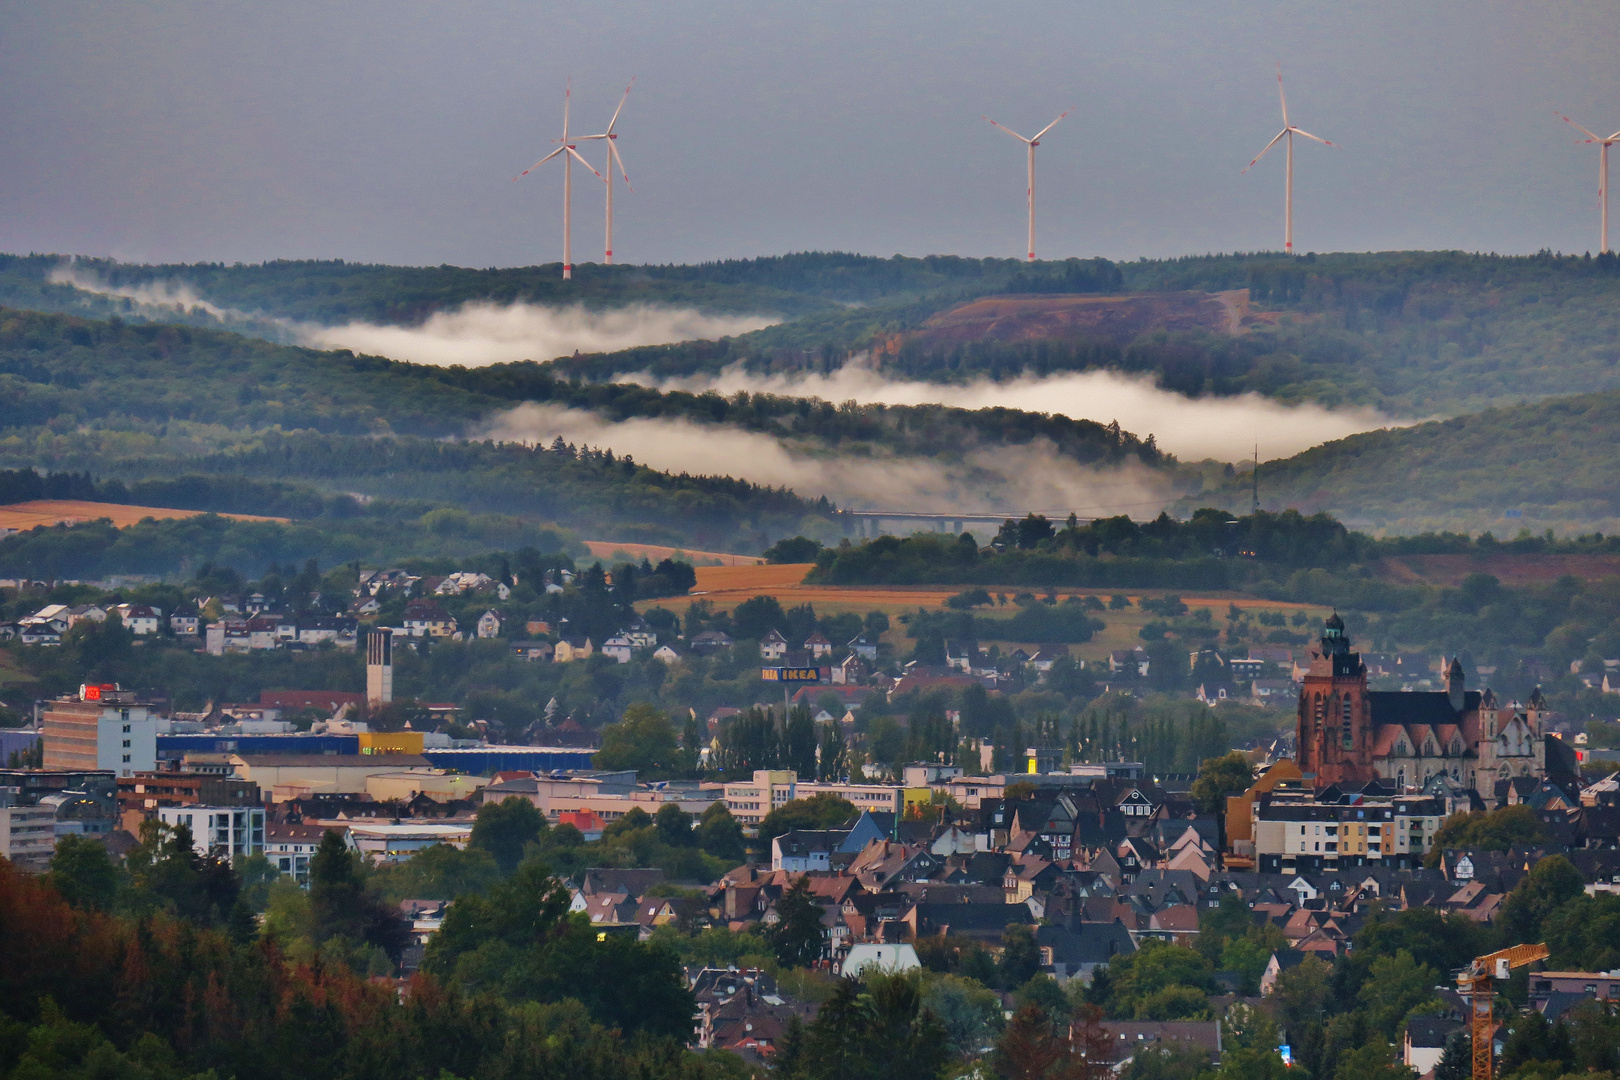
[
  {"left": 1404, "top": 1017, "right": 1464, "bottom": 1076},
  {"left": 944, "top": 640, "right": 977, "bottom": 673},
  {"left": 761, "top": 629, "right": 789, "bottom": 660},
  {"left": 832, "top": 653, "right": 869, "bottom": 686},
  {"left": 1108, "top": 648, "right": 1151, "bottom": 676},
  {"left": 690, "top": 630, "right": 736, "bottom": 655},
  {"left": 404, "top": 601, "right": 457, "bottom": 638},
  {"left": 847, "top": 633, "right": 880, "bottom": 660},
  {"left": 1028, "top": 647, "right": 1069, "bottom": 673},
  {"left": 601, "top": 633, "right": 635, "bottom": 664},
  {"left": 509, "top": 640, "right": 555, "bottom": 662},
  {"left": 169, "top": 608, "right": 200, "bottom": 636},
  {"left": 623, "top": 618, "right": 658, "bottom": 649},
  {"left": 554, "top": 637, "right": 594, "bottom": 663},
  {"left": 110, "top": 604, "right": 162, "bottom": 635},
  {"left": 476, "top": 610, "right": 504, "bottom": 639},
  {"left": 652, "top": 643, "right": 684, "bottom": 663},
  {"left": 804, "top": 631, "right": 832, "bottom": 659},
  {"left": 1036, "top": 919, "right": 1136, "bottom": 984},
  {"left": 435, "top": 571, "right": 510, "bottom": 599},
  {"left": 772, "top": 830, "right": 844, "bottom": 872}
]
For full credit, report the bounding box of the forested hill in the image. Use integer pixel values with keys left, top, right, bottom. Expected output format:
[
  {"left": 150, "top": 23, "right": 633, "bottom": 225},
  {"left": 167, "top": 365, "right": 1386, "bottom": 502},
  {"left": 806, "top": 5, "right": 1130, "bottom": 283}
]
[
  {"left": 551, "top": 250, "right": 1620, "bottom": 416},
  {"left": 1185, "top": 388, "right": 1620, "bottom": 536},
  {"left": 0, "top": 305, "right": 1172, "bottom": 470},
  {"left": 20, "top": 248, "right": 1620, "bottom": 418},
  {"left": 0, "top": 251, "right": 1048, "bottom": 326}
]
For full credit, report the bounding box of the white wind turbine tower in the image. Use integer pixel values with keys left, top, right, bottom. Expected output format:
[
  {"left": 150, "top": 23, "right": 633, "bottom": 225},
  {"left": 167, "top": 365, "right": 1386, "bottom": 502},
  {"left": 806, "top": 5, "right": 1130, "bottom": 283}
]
[
  {"left": 1244, "top": 64, "right": 1337, "bottom": 254},
  {"left": 1557, "top": 112, "right": 1620, "bottom": 254},
  {"left": 514, "top": 80, "right": 603, "bottom": 280},
  {"left": 578, "top": 78, "right": 635, "bottom": 264},
  {"left": 983, "top": 110, "right": 1069, "bottom": 261}
]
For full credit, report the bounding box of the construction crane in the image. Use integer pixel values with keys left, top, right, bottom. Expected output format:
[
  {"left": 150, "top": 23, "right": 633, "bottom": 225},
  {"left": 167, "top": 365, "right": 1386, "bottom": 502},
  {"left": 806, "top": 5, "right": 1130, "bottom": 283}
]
[{"left": 1455, "top": 942, "right": 1549, "bottom": 1080}]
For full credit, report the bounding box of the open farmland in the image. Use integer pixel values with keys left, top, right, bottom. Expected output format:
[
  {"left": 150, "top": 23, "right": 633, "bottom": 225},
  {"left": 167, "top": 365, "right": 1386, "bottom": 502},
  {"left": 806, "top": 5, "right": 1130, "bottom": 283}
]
[
  {"left": 582, "top": 541, "right": 763, "bottom": 567},
  {"left": 0, "top": 499, "right": 286, "bottom": 530},
  {"left": 644, "top": 563, "right": 1334, "bottom": 661}
]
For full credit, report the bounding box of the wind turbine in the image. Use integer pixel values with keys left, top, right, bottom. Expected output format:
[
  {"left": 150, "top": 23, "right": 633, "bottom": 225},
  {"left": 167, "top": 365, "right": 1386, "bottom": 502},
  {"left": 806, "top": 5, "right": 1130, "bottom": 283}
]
[
  {"left": 514, "top": 80, "right": 602, "bottom": 280},
  {"left": 1244, "top": 64, "right": 1337, "bottom": 254},
  {"left": 983, "top": 110, "right": 1069, "bottom": 261},
  {"left": 578, "top": 78, "right": 635, "bottom": 264},
  {"left": 1556, "top": 112, "right": 1620, "bottom": 254}
]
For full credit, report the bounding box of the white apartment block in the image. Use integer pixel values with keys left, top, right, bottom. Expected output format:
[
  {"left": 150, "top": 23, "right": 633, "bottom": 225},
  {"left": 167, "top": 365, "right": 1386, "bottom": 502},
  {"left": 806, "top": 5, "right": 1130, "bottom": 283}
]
[{"left": 159, "top": 804, "right": 266, "bottom": 862}]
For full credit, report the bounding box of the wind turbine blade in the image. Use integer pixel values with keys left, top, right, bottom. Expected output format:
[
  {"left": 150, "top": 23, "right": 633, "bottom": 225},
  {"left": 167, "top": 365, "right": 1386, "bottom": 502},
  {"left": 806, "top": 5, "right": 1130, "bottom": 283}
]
[
  {"left": 1277, "top": 62, "right": 1289, "bottom": 127},
  {"left": 983, "top": 117, "right": 1032, "bottom": 143},
  {"left": 1557, "top": 112, "right": 1602, "bottom": 142},
  {"left": 610, "top": 141, "right": 632, "bottom": 189},
  {"left": 1032, "top": 111, "right": 1070, "bottom": 142},
  {"left": 574, "top": 133, "right": 608, "bottom": 141},
  {"left": 567, "top": 146, "right": 604, "bottom": 178},
  {"left": 514, "top": 146, "right": 566, "bottom": 179},
  {"left": 1290, "top": 127, "right": 1336, "bottom": 147},
  {"left": 1242, "top": 129, "right": 1288, "bottom": 173},
  {"left": 607, "top": 76, "right": 635, "bottom": 133},
  {"left": 1609, "top": 130, "right": 1620, "bottom": 143}
]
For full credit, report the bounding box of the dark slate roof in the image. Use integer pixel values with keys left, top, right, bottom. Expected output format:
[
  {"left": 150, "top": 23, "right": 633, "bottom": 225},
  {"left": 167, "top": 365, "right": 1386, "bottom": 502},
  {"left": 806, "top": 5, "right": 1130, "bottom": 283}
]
[
  {"left": 581, "top": 867, "right": 666, "bottom": 897},
  {"left": 912, "top": 902, "right": 1034, "bottom": 934},
  {"left": 1540, "top": 990, "right": 1595, "bottom": 1024},
  {"left": 1405, "top": 1016, "right": 1464, "bottom": 1049},
  {"left": 1036, "top": 920, "right": 1135, "bottom": 965},
  {"left": 1270, "top": 948, "right": 1307, "bottom": 972},
  {"left": 1366, "top": 690, "right": 1477, "bottom": 726},
  {"left": 961, "top": 852, "right": 1012, "bottom": 885}
]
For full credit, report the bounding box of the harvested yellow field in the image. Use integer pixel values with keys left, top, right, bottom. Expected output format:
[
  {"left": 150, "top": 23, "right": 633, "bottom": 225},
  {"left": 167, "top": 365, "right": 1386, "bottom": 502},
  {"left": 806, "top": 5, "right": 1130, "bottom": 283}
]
[
  {"left": 583, "top": 541, "right": 763, "bottom": 567},
  {"left": 0, "top": 499, "right": 286, "bottom": 530},
  {"left": 647, "top": 563, "right": 1333, "bottom": 659}
]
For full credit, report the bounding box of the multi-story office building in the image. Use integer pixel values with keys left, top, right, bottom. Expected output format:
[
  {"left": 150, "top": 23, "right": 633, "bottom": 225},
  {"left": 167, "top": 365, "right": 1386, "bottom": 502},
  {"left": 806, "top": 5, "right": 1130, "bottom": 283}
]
[
  {"left": 722, "top": 769, "right": 906, "bottom": 828},
  {"left": 43, "top": 685, "right": 160, "bottom": 778},
  {"left": 723, "top": 770, "right": 798, "bottom": 826}
]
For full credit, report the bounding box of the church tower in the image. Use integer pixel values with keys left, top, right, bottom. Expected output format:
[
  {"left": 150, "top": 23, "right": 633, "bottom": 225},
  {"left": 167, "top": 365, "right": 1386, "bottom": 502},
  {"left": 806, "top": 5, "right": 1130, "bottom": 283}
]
[{"left": 1296, "top": 613, "right": 1373, "bottom": 786}]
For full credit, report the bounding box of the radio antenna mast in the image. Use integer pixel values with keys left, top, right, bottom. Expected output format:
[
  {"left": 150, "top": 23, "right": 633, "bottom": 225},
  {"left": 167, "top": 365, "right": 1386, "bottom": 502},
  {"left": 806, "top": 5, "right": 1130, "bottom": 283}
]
[{"left": 1252, "top": 444, "right": 1260, "bottom": 515}]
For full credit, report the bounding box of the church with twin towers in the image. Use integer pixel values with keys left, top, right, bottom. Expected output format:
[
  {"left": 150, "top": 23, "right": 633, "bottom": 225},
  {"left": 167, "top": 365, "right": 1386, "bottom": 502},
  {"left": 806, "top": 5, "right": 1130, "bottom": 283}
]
[{"left": 1295, "top": 613, "right": 1545, "bottom": 794}]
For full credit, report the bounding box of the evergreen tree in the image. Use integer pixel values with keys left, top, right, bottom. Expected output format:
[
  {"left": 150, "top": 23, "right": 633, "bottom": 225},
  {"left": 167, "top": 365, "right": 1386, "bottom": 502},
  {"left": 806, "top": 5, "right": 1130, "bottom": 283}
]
[{"left": 771, "top": 876, "right": 825, "bottom": 968}]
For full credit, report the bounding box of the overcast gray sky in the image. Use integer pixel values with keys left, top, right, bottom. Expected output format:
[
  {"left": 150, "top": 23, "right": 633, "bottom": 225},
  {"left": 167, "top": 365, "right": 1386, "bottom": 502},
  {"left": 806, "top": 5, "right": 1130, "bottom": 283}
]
[{"left": 2, "top": 1, "right": 1617, "bottom": 269}]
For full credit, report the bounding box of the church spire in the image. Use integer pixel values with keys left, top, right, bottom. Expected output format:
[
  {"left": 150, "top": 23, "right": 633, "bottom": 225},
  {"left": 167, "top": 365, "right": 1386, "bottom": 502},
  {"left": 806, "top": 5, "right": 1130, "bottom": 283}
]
[{"left": 1320, "top": 611, "right": 1348, "bottom": 656}]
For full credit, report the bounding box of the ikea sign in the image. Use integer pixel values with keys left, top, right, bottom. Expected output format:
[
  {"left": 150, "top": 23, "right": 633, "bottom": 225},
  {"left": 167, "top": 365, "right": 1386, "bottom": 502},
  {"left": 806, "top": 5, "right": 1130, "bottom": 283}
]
[{"left": 761, "top": 667, "right": 820, "bottom": 683}]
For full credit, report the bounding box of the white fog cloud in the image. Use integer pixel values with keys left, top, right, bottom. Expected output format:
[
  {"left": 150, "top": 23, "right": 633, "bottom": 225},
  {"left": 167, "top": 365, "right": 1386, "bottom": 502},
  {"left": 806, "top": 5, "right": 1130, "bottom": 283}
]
[
  {"left": 50, "top": 263, "right": 777, "bottom": 367},
  {"left": 478, "top": 402, "right": 1175, "bottom": 517},
  {"left": 50, "top": 264, "right": 244, "bottom": 320},
  {"left": 637, "top": 364, "right": 1412, "bottom": 462},
  {"left": 299, "top": 302, "right": 777, "bottom": 367}
]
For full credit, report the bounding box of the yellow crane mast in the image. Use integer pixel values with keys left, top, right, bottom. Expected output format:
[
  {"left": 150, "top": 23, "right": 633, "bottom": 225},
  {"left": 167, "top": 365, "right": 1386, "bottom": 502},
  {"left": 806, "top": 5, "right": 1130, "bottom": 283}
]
[{"left": 1455, "top": 942, "right": 1549, "bottom": 1080}]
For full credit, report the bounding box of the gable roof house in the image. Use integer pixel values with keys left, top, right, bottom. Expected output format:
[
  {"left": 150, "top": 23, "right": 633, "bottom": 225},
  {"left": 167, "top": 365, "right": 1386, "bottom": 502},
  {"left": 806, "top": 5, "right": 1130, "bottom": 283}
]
[
  {"left": 690, "top": 630, "right": 736, "bottom": 655},
  {"left": 403, "top": 601, "right": 457, "bottom": 638},
  {"left": 553, "top": 637, "right": 593, "bottom": 663},
  {"left": 847, "top": 633, "right": 880, "bottom": 660},
  {"left": 601, "top": 633, "right": 635, "bottom": 664}
]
